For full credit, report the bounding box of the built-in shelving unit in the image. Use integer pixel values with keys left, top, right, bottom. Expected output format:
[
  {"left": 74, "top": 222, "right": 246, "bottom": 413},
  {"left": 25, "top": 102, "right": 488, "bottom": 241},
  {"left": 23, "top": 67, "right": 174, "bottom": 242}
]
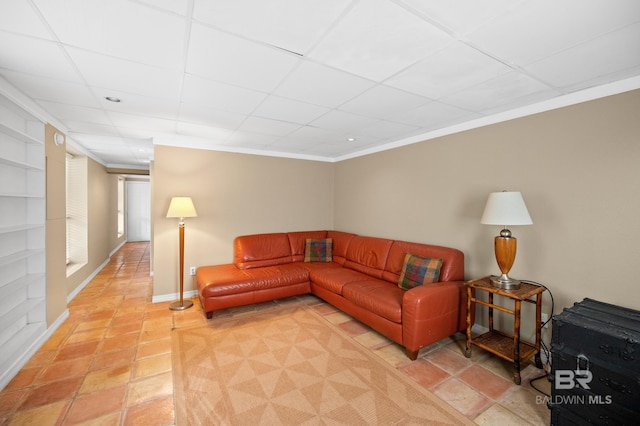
[{"left": 0, "top": 93, "right": 46, "bottom": 385}]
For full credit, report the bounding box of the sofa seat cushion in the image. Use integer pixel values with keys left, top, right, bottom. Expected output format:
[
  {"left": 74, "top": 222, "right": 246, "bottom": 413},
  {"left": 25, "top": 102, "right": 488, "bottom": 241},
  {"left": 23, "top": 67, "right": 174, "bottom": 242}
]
[
  {"left": 342, "top": 281, "right": 403, "bottom": 324},
  {"left": 199, "top": 263, "right": 309, "bottom": 297},
  {"left": 309, "top": 267, "right": 375, "bottom": 295}
]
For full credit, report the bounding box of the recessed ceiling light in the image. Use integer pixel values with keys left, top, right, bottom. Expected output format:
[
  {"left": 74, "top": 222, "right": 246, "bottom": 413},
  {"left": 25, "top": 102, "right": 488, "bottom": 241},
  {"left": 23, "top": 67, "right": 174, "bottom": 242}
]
[
  {"left": 346, "top": 137, "right": 356, "bottom": 142},
  {"left": 105, "top": 96, "right": 121, "bottom": 103}
]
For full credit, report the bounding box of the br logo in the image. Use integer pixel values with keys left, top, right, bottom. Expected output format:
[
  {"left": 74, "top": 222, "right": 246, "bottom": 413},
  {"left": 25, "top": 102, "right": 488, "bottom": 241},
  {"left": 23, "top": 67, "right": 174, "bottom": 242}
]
[{"left": 555, "top": 369, "right": 593, "bottom": 389}]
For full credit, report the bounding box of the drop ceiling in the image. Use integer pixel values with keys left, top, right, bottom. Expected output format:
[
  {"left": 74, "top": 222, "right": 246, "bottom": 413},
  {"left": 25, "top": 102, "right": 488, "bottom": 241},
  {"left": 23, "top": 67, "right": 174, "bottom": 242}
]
[{"left": 1, "top": 0, "right": 639, "bottom": 169}]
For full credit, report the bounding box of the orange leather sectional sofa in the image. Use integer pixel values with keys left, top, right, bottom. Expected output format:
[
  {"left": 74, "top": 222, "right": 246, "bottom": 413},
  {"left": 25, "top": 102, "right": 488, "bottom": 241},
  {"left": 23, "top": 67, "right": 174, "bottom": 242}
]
[{"left": 196, "top": 230, "right": 470, "bottom": 360}]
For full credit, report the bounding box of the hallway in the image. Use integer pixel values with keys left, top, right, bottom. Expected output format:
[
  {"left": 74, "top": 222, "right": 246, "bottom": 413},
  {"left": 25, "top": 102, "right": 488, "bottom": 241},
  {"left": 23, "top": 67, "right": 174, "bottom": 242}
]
[{"left": 0, "top": 242, "right": 200, "bottom": 425}]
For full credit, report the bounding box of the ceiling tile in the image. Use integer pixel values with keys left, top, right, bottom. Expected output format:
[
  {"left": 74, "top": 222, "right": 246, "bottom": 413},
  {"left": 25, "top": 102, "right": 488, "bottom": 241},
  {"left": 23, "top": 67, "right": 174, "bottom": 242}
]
[
  {"left": 310, "top": 110, "right": 379, "bottom": 132},
  {"left": 180, "top": 74, "right": 267, "bottom": 115},
  {"left": 0, "top": 0, "right": 54, "bottom": 39},
  {"left": 186, "top": 23, "right": 300, "bottom": 92},
  {"left": 525, "top": 23, "right": 640, "bottom": 88},
  {"left": 178, "top": 104, "right": 246, "bottom": 130},
  {"left": 387, "top": 101, "right": 480, "bottom": 128},
  {"left": 439, "top": 71, "right": 555, "bottom": 112},
  {"left": 385, "top": 42, "right": 512, "bottom": 99},
  {"left": 192, "top": 0, "right": 351, "bottom": 55},
  {"left": 33, "top": 0, "right": 187, "bottom": 69},
  {"left": 87, "top": 150, "right": 138, "bottom": 165},
  {"left": 0, "top": 70, "right": 100, "bottom": 107},
  {"left": 0, "top": 32, "right": 81, "bottom": 82},
  {"left": 36, "top": 100, "right": 111, "bottom": 124},
  {"left": 136, "top": 0, "right": 190, "bottom": 16},
  {"left": 107, "top": 111, "right": 176, "bottom": 135},
  {"left": 354, "top": 120, "right": 419, "bottom": 139},
  {"left": 67, "top": 123, "right": 120, "bottom": 137},
  {"left": 285, "top": 125, "right": 347, "bottom": 144},
  {"left": 176, "top": 121, "right": 234, "bottom": 141},
  {"left": 468, "top": 0, "right": 640, "bottom": 66},
  {"left": 264, "top": 137, "right": 309, "bottom": 151},
  {"left": 398, "top": 0, "right": 521, "bottom": 35},
  {"left": 66, "top": 48, "right": 183, "bottom": 100},
  {"left": 92, "top": 88, "right": 180, "bottom": 121},
  {"left": 253, "top": 95, "right": 330, "bottom": 125},
  {"left": 273, "top": 61, "right": 375, "bottom": 108},
  {"left": 226, "top": 130, "right": 280, "bottom": 147},
  {"left": 339, "top": 85, "right": 431, "bottom": 119},
  {"left": 309, "top": 0, "right": 453, "bottom": 81},
  {"left": 69, "top": 134, "right": 128, "bottom": 150},
  {"left": 237, "top": 117, "right": 301, "bottom": 137}
]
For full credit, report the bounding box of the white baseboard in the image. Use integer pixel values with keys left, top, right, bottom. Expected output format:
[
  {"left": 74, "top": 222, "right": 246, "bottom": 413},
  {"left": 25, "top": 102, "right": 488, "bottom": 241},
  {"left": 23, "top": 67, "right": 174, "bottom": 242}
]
[
  {"left": 66, "top": 242, "right": 128, "bottom": 304},
  {"left": 67, "top": 257, "right": 110, "bottom": 304},
  {"left": 110, "top": 240, "right": 127, "bottom": 257},
  {"left": 152, "top": 290, "right": 198, "bottom": 304},
  {"left": 0, "top": 309, "right": 69, "bottom": 391}
]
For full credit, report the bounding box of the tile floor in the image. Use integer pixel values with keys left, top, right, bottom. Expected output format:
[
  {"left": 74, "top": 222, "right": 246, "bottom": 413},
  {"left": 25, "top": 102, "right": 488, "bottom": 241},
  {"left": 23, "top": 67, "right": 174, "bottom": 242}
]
[{"left": 0, "top": 242, "right": 551, "bottom": 425}]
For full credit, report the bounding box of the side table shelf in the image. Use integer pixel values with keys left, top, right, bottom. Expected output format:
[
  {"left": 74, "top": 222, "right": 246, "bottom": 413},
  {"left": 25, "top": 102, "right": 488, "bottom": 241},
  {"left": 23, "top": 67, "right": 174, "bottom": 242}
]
[{"left": 465, "top": 276, "right": 545, "bottom": 384}]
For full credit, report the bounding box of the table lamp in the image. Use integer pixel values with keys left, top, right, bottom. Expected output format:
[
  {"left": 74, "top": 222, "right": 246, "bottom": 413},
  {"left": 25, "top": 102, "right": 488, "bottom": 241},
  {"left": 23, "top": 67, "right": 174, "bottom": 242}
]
[
  {"left": 166, "top": 196, "right": 197, "bottom": 310},
  {"left": 480, "top": 191, "right": 532, "bottom": 289}
]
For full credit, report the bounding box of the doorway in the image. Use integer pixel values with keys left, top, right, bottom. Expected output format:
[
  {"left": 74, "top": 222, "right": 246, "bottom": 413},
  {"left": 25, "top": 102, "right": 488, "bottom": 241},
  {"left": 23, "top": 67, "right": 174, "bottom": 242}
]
[{"left": 126, "top": 181, "right": 150, "bottom": 242}]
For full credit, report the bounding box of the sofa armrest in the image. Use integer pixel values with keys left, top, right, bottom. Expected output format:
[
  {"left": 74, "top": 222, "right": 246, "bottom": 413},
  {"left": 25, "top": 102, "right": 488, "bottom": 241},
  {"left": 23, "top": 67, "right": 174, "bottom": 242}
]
[{"left": 402, "top": 281, "right": 469, "bottom": 354}]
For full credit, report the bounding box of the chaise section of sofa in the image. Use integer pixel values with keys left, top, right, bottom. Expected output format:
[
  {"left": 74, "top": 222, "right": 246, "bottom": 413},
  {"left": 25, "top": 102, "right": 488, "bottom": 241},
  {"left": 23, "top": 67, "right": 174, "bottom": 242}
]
[{"left": 196, "top": 230, "right": 469, "bottom": 359}]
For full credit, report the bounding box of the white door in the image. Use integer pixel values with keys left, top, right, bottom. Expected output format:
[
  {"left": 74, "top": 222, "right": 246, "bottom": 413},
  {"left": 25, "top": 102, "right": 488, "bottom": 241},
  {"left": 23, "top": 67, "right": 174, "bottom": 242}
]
[{"left": 126, "top": 181, "right": 150, "bottom": 242}]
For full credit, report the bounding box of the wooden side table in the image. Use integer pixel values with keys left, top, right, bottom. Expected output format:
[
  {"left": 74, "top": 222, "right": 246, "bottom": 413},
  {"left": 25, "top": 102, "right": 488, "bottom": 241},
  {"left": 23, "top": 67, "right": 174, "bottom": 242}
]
[{"left": 465, "top": 276, "right": 544, "bottom": 384}]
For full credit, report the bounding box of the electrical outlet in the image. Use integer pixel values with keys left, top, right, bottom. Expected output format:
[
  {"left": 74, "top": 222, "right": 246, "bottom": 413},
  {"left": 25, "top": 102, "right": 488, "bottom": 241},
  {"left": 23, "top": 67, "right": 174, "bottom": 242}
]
[
  {"left": 189, "top": 266, "right": 196, "bottom": 276},
  {"left": 541, "top": 313, "right": 549, "bottom": 328}
]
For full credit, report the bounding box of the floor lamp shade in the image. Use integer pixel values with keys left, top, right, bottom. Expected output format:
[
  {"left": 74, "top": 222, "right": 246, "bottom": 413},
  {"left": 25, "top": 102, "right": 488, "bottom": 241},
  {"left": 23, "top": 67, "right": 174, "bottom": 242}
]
[
  {"left": 166, "top": 197, "right": 197, "bottom": 220},
  {"left": 481, "top": 191, "right": 532, "bottom": 289},
  {"left": 167, "top": 197, "right": 197, "bottom": 310}
]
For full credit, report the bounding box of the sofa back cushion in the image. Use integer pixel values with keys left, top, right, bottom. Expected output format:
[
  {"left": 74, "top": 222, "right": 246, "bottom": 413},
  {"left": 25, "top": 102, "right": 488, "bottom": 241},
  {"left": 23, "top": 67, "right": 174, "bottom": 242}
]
[
  {"left": 343, "top": 236, "right": 393, "bottom": 279},
  {"left": 383, "top": 240, "right": 464, "bottom": 284},
  {"left": 234, "top": 233, "right": 292, "bottom": 269},
  {"left": 326, "top": 230, "right": 356, "bottom": 265},
  {"left": 287, "top": 230, "right": 328, "bottom": 262}
]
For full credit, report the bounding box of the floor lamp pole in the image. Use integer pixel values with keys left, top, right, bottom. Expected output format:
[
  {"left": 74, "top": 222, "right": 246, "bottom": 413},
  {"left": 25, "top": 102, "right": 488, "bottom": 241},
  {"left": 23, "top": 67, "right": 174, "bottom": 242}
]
[{"left": 169, "top": 219, "right": 193, "bottom": 310}]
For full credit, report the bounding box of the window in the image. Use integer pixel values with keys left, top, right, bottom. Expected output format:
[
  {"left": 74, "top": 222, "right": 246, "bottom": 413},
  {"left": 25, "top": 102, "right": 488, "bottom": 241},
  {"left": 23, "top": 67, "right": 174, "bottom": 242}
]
[{"left": 66, "top": 153, "right": 88, "bottom": 275}]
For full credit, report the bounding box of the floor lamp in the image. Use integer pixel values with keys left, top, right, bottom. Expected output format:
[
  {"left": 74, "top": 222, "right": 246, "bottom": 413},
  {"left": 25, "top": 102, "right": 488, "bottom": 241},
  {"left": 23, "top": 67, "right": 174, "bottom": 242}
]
[{"left": 166, "top": 197, "right": 197, "bottom": 310}]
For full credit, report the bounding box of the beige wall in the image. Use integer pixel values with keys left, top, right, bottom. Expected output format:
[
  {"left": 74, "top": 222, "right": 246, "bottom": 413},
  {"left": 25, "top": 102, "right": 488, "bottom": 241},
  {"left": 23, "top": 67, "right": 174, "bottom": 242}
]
[
  {"left": 65, "top": 158, "right": 125, "bottom": 293},
  {"left": 152, "top": 146, "right": 335, "bottom": 298},
  {"left": 45, "top": 124, "right": 67, "bottom": 326},
  {"left": 334, "top": 90, "right": 640, "bottom": 330},
  {"left": 150, "top": 90, "right": 639, "bottom": 341},
  {"left": 44, "top": 136, "right": 125, "bottom": 324}
]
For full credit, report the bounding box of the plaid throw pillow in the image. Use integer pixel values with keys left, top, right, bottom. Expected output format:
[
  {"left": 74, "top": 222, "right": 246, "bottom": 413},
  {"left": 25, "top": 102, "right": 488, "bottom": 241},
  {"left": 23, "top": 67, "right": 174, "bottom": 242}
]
[
  {"left": 398, "top": 253, "right": 443, "bottom": 290},
  {"left": 304, "top": 238, "right": 333, "bottom": 262}
]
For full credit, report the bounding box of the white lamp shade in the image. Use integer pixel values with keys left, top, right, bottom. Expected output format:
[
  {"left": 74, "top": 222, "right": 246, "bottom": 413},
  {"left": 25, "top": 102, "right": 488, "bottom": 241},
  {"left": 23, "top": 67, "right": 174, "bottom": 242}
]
[
  {"left": 481, "top": 191, "right": 532, "bottom": 226},
  {"left": 166, "top": 197, "right": 198, "bottom": 218}
]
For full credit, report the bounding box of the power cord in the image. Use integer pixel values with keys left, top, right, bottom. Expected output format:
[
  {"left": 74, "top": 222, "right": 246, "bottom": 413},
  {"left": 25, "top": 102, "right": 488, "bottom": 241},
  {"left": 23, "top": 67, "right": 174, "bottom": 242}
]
[{"left": 520, "top": 280, "right": 555, "bottom": 397}]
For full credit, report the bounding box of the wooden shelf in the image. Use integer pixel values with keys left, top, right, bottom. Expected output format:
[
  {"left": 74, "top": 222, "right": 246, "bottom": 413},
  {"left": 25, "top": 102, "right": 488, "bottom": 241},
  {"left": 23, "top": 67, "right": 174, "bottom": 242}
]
[{"left": 471, "top": 330, "right": 537, "bottom": 363}]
